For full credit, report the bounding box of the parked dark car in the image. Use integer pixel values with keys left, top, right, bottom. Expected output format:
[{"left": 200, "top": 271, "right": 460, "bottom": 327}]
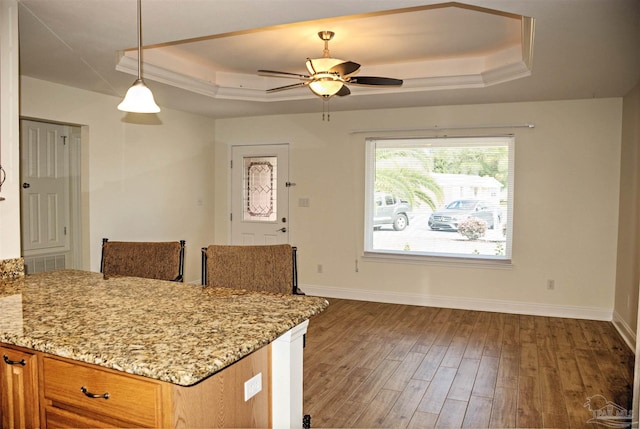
[
  {"left": 373, "top": 193, "right": 412, "bottom": 231},
  {"left": 428, "top": 199, "right": 502, "bottom": 231}
]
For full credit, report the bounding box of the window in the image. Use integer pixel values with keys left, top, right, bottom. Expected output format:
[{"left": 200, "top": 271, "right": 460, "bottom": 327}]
[
  {"left": 364, "top": 136, "right": 514, "bottom": 262},
  {"left": 243, "top": 156, "right": 277, "bottom": 222}
]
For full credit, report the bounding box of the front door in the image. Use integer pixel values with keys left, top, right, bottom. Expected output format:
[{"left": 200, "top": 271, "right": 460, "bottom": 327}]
[{"left": 230, "top": 144, "right": 290, "bottom": 245}]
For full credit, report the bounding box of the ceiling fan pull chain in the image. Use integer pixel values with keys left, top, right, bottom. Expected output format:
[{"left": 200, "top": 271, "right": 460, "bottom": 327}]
[{"left": 322, "top": 98, "right": 331, "bottom": 121}]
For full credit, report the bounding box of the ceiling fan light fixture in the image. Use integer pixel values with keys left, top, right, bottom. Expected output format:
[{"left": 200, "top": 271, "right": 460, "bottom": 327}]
[
  {"left": 306, "top": 57, "right": 346, "bottom": 97},
  {"left": 117, "top": 79, "right": 161, "bottom": 113},
  {"left": 118, "top": 0, "right": 160, "bottom": 113},
  {"left": 260, "top": 30, "right": 401, "bottom": 106}
]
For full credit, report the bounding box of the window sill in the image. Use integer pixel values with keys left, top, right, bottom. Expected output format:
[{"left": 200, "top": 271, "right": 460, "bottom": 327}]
[{"left": 362, "top": 250, "right": 513, "bottom": 269}]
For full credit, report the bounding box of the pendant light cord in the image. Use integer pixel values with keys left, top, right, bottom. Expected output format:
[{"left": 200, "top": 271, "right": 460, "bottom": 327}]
[{"left": 136, "top": 0, "right": 142, "bottom": 81}]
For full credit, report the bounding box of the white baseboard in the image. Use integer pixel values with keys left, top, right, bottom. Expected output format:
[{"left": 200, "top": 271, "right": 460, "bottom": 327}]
[
  {"left": 613, "top": 311, "right": 636, "bottom": 352},
  {"left": 299, "top": 283, "right": 613, "bottom": 321}
]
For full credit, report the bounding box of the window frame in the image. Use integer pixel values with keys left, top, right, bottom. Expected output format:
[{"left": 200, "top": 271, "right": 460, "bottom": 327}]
[{"left": 364, "top": 135, "right": 514, "bottom": 265}]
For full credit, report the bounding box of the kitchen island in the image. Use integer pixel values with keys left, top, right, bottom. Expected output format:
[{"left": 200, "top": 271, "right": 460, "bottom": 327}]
[{"left": 0, "top": 269, "right": 328, "bottom": 428}]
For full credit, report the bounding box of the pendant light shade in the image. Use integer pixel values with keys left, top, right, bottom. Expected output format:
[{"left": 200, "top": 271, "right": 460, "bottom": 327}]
[
  {"left": 118, "top": 79, "right": 160, "bottom": 113},
  {"left": 118, "top": 0, "right": 160, "bottom": 113}
]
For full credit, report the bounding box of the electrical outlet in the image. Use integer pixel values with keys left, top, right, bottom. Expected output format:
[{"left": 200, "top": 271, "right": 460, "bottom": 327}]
[
  {"left": 244, "top": 373, "right": 262, "bottom": 401},
  {"left": 317, "top": 264, "right": 323, "bottom": 274},
  {"left": 547, "top": 279, "right": 555, "bottom": 290}
]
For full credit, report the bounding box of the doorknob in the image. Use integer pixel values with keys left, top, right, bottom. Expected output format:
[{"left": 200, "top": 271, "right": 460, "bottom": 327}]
[
  {"left": 277, "top": 227, "right": 287, "bottom": 233},
  {"left": 22, "top": 183, "right": 31, "bottom": 189}
]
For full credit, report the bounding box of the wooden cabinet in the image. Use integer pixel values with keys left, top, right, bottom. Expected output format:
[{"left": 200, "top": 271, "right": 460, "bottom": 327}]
[
  {"left": 0, "top": 345, "right": 40, "bottom": 429},
  {"left": 0, "top": 342, "right": 270, "bottom": 428}
]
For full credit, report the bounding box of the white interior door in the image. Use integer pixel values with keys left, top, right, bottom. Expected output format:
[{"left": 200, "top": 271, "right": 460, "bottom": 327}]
[
  {"left": 20, "top": 120, "right": 70, "bottom": 256},
  {"left": 231, "top": 144, "right": 290, "bottom": 245}
]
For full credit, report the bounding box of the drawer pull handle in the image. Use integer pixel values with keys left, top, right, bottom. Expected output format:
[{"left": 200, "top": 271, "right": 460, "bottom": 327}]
[
  {"left": 2, "top": 355, "right": 26, "bottom": 366},
  {"left": 80, "top": 386, "right": 110, "bottom": 400}
]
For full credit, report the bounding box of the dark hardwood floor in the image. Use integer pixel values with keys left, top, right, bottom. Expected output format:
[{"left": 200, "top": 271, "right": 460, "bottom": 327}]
[{"left": 303, "top": 299, "right": 634, "bottom": 428}]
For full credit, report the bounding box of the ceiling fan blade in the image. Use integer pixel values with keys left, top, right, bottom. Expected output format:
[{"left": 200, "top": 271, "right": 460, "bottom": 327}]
[
  {"left": 329, "top": 61, "right": 361, "bottom": 77},
  {"left": 266, "top": 82, "right": 308, "bottom": 93},
  {"left": 348, "top": 76, "right": 403, "bottom": 86},
  {"left": 336, "top": 85, "right": 351, "bottom": 96},
  {"left": 258, "top": 69, "right": 311, "bottom": 80}
]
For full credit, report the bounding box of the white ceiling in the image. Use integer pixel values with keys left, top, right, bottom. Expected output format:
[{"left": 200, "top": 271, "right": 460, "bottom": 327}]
[{"left": 18, "top": 0, "right": 640, "bottom": 119}]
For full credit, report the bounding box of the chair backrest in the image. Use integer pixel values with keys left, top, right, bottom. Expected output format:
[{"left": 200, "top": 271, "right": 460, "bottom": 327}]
[
  {"left": 101, "top": 238, "right": 185, "bottom": 282},
  {"left": 201, "top": 244, "right": 298, "bottom": 294}
]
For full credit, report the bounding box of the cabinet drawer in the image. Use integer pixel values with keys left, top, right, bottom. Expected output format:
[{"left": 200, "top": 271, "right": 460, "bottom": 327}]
[
  {"left": 46, "top": 405, "right": 122, "bottom": 429},
  {"left": 43, "top": 357, "right": 162, "bottom": 427}
]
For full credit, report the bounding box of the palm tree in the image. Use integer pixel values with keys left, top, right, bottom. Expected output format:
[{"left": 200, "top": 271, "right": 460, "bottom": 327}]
[{"left": 375, "top": 148, "right": 444, "bottom": 210}]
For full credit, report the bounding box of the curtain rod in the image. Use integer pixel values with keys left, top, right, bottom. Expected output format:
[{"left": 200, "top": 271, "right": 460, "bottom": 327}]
[{"left": 350, "top": 123, "right": 535, "bottom": 134}]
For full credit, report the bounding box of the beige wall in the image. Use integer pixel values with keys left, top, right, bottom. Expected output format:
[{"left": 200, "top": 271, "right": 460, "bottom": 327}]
[
  {"left": 215, "top": 98, "right": 623, "bottom": 319},
  {"left": 15, "top": 75, "right": 631, "bottom": 320},
  {"left": 0, "top": 0, "right": 20, "bottom": 260},
  {"left": 615, "top": 82, "right": 640, "bottom": 342},
  {"left": 20, "top": 77, "right": 216, "bottom": 283}
]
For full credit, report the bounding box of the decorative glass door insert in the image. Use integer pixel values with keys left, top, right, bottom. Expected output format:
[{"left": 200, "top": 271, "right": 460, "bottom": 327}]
[{"left": 243, "top": 156, "right": 277, "bottom": 222}]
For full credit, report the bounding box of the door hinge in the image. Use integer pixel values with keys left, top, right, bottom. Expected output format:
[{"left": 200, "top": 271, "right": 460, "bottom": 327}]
[
  {"left": 230, "top": 213, "right": 233, "bottom": 221},
  {"left": 64, "top": 226, "right": 67, "bottom": 235},
  {"left": 230, "top": 160, "right": 233, "bottom": 168}
]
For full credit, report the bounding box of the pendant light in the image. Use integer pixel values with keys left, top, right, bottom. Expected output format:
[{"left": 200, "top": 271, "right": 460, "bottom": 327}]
[{"left": 117, "top": 0, "right": 160, "bottom": 113}]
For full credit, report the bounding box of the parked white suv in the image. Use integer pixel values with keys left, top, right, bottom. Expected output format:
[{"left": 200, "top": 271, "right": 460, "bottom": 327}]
[{"left": 373, "top": 193, "right": 412, "bottom": 231}]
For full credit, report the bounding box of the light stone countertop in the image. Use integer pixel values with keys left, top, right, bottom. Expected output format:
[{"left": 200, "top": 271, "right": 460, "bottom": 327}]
[{"left": 0, "top": 270, "right": 328, "bottom": 386}]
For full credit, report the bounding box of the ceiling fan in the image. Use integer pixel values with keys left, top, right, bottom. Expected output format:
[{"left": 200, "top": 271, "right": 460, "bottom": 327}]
[{"left": 258, "top": 31, "right": 403, "bottom": 100}]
